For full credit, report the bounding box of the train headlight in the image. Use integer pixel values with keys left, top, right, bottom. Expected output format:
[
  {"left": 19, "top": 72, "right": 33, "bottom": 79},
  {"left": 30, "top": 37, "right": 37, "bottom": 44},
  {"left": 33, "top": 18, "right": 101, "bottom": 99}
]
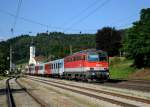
[{"left": 92, "top": 72, "right": 95, "bottom": 75}]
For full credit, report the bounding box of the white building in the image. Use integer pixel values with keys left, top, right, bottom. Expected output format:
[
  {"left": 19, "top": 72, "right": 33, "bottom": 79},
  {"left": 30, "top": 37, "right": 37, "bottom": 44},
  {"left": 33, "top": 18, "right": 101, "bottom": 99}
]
[{"left": 29, "top": 40, "right": 36, "bottom": 65}]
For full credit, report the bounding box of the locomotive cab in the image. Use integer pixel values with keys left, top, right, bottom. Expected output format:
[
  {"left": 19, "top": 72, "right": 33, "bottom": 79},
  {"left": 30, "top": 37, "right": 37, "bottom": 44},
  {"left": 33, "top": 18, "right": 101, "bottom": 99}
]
[{"left": 87, "top": 51, "right": 109, "bottom": 80}]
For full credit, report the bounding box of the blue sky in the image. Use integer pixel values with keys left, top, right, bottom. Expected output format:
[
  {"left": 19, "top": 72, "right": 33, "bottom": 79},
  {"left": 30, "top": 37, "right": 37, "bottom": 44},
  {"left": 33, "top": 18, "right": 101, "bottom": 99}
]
[{"left": 0, "top": 0, "right": 150, "bottom": 39}]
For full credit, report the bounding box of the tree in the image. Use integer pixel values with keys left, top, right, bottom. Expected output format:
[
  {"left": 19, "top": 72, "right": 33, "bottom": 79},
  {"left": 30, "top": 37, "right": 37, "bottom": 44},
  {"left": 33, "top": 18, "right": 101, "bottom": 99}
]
[
  {"left": 0, "top": 41, "right": 9, "bottom": 75},
  {"left": 96, "top": 27, "right": 122, "bottom": 56},
  {"left": 124, "top": 8, "right": 150, "bottom": 68}
]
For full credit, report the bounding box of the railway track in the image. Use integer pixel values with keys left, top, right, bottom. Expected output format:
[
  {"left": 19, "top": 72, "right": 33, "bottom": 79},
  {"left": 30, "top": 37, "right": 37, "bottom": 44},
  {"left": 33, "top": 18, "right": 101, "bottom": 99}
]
[
  {"left": 6, "top": 77, "right": 48, "bottom": 107},
  {"left": 6, "top": 78, "right": 16, "bottom": 107},
  {"left": 102, "top": 80, "right": 150, "bottom": 92},
  {"left": 27, "top": 77, "right": 150, "bottom": 107}
]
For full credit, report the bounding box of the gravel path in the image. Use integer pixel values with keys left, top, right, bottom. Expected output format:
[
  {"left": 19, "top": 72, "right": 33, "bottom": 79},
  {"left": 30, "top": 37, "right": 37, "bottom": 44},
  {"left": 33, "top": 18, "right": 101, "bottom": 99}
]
[{"left": 0, "top": 79, "right": 7, "bottom": 107}]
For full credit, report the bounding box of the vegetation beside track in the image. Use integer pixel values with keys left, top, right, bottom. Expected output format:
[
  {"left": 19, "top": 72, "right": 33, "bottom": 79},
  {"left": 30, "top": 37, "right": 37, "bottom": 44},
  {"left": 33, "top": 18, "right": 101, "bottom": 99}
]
[
  {"left": 109, "top": 57, "right": 150, "bottom": 80},
  {"left": 109, "top": 57, "right": 136, "bottom": 80},
  {"left": 0, "top": 75, "right": 7, "bottom": 80}
]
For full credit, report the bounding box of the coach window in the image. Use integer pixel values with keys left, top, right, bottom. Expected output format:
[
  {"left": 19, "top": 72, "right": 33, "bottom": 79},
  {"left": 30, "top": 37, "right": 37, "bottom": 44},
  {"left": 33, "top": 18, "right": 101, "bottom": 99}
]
[
  {"left": 50, "top": 64, "right": 51, "bottom": 69},
  {"left": 70, "top": 58, "right": 71, "bottom": 62},
  {"left": 40, "top": 66, "right": 43, "bottom": 70},
  {"left": 75, "top": 57, "right": 77, "bottom": 61},
  {"left": 79, "top": 56, "right": 81, "bottom": 60},
  {"left": 78, "top": 56, "right": 80, "bottom": 60},
  {"left": 59, "top": 63, "right": 60, "bottom": 68},
  {"left": 82, "top": 56, "right": 85, "bottom": 60},
  {"left": 81, "top": 56, "right": 83, "bottom": 60},
  {"left": 72, "top": 57, "right": 74, "bottom": 61},
  {"left": 76, "top": 56, "right": 78, "bottom": 60},
  {"left": 56, "top": 63, "right": 58, "bottom": 69},
  {"left": 58, "top": 63, "right": 59, "bottom": 68}
]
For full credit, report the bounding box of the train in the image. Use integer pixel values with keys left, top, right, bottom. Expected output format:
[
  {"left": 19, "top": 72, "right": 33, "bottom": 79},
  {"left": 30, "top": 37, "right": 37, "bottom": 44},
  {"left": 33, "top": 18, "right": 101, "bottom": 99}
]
[{"left": 26, "top": 49, "right": 109, "bottom": 81}]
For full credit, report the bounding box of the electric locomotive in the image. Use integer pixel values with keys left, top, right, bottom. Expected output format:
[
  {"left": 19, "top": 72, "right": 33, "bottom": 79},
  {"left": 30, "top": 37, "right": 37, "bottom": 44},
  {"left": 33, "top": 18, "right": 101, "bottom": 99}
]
[{"left": 64, "top": 49, "right": 109, "bottom": 81}]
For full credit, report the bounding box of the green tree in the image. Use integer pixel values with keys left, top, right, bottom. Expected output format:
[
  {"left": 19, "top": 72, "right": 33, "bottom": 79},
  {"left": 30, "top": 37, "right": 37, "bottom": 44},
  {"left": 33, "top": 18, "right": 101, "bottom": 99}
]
[
  {"left": 124, "top": 8, "right": 150, "bottom": 68},
  {"left": 0, "top": 41, "right": 9, "bottom": 75},
  {"left": 96, "top": 27, "right": 122, "bottom": 56}
]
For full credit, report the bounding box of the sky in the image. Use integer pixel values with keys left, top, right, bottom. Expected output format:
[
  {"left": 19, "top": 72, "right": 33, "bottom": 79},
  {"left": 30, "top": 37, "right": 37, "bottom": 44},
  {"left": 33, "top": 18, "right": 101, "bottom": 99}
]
[{"left": 0, "top": 0, "right": 150, "bottom": 40}]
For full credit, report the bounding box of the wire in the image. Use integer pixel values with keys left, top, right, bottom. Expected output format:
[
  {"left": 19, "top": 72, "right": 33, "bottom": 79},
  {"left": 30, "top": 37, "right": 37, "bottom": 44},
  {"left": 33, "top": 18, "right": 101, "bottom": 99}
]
[
  {"left": 64, "top": 0, "right": 111, "bottom": 32},
  {"left": 0, "top": 9, "right": 97, "bottom": 33},
  {"left": 0, "top": 8, "right": 134, "bottom": 34},
  {"left": 0, "top": 9, "right": 64, "bottom": 31},
  {"left": 12, "top": 0, "right": 22, "bottom": 31},
  {"left": 61, "top": 0, "right": 100, "bottom": 26}
]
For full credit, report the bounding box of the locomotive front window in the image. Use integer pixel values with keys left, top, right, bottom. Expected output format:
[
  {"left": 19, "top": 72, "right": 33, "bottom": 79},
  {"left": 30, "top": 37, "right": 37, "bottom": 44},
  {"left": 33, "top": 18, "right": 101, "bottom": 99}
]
[
  {"left": 99, "top": 53, "right": 108, "bottom": 61},
  {"left": 88, "top": 54, "right": 99, "bottom": 61}
]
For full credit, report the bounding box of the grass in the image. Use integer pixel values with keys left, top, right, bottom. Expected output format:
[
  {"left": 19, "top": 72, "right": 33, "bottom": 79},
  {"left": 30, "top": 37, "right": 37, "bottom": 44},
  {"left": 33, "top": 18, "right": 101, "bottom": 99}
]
[
  {"left": 0, "top": 75, "right": 6, "bottom": 80},
  {"left": 109, "top": 57, "right": 136, "bottom": 80}
]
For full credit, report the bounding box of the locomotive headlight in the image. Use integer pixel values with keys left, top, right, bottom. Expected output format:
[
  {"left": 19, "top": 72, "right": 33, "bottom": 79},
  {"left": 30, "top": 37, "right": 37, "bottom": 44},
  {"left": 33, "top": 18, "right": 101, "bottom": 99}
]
[
  {"left": 106, "top": 72, "right": 109, "bottom": 75},
  {"left": 92, "top": 72, "right": 95, "bottom": 75}
]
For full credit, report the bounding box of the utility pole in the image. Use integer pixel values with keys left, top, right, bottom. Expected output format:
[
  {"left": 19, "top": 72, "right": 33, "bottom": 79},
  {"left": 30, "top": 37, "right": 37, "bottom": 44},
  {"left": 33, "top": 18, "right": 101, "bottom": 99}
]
[
  {"left": 10, "top": 28, "right": 13, "bottom": 73},
  {"left": 10, "top": 46, "right": 12, "bottom": 73},
  {"left": 70, "top": 45, "right": 72, "bottom": 55}
]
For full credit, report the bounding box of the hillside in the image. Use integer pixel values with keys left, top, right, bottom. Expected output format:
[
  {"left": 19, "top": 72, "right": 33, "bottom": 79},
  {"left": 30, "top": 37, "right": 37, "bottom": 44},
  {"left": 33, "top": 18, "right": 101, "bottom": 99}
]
[{"left": 5, "top": 32, "right": 96, "bottom": 64}]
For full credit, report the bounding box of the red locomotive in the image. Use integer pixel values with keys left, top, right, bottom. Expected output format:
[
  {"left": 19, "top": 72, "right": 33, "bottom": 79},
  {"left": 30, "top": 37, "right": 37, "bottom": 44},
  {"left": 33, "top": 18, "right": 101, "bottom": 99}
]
[{"left": 64, "top": 49, "right": 109, "bottom": 81}]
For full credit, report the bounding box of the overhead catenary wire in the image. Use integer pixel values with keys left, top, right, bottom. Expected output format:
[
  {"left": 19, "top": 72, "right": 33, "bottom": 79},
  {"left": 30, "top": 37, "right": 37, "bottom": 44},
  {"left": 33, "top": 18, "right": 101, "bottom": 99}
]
[
  {"left": 64, "top": 0, "right": 111, "bottom": 32},
  {"left": 0, "top": 8, "right": 134, "bottom": 34},
  {"left": 61, "top": 0, "right": 100, "bottom": 26},
  {"left": 0, "top": 9, "right": 98, "bottom": 33},
  {"left": 13, "top": 0, "right": 22, "bottom": 29},
  {"left": 0, "top": 0, "right": 136, "bottom": 35},
  {"left": 0, "top": 9, "right": 64, "bottom": 31}
]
